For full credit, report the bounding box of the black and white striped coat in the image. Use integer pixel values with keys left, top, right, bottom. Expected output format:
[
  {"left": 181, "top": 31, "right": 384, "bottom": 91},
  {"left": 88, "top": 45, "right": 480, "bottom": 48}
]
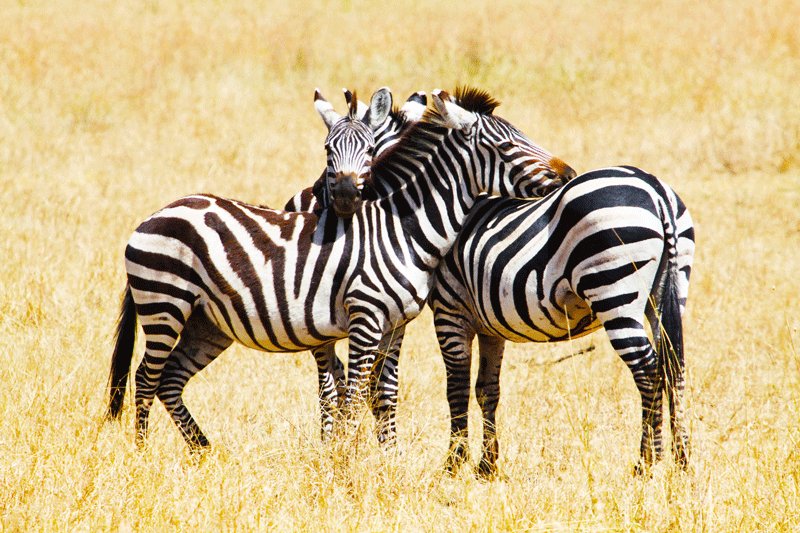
[
  {"left": 429, "top": 165, "right": 694, "bottom": 476},
  {"left": 105, "top": 87, "right": 575, "bottom": 451},
  {"left": 281, "top": 89, "right": 427, "bottom": 443}
]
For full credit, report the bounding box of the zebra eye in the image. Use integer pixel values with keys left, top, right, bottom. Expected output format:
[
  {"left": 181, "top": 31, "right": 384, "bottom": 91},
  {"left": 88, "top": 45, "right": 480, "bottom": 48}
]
[{"left": 499, "top": 141, "right": 515, "bottom": 151}]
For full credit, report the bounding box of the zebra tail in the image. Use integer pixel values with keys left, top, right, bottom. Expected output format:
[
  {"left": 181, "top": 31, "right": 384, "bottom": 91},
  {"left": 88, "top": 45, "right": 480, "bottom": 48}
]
[
  {"left": 106, "top": 284, "right": 137, "bottom": 420},
  {"left": 656, "top": 200, "right": 685, "bottom": 409},
  {"left": 658, "top": 266, "right": 684, "bottom": 404}
]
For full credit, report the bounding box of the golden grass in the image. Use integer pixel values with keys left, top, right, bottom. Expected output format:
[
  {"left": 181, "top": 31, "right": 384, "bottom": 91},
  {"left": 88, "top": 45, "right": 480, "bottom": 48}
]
[{"left": 1, "top": 0, "right": 799, "bottom": 529}]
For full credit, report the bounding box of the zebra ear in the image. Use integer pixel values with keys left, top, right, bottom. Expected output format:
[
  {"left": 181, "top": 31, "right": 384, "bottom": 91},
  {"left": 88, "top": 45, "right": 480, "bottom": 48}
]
[
  {"left": 364, "top": 86, "right": 393, "bottom": 130},
  {"left": 315, "top": 89, "right": 341, "bottom": 131},
  {"left": 400, "top": 91, "right": 427, "bottom": 122},
  {"left": 343, "top": 88, "right": 369, "bottom": 119},
  {"left": 431, "top": 89, "right": 477, "bottom": 131}
]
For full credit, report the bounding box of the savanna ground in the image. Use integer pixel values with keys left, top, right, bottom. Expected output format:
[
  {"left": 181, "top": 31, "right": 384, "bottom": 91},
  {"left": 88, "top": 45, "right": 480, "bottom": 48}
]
[{"left": 1, "top": 0, "right": 799, "bottom": 530}]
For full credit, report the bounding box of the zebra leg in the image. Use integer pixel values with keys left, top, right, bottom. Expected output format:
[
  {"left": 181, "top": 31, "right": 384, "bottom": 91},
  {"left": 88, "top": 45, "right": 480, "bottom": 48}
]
[
  {"left": 662, "top": 348, "right": 689, "bottom": 469},
  {"left": 311, "top": 342, "right": 341, "bottom": 441},
  {"left": 134, "top": 316, "right": 186, "bottom": 448},
  {"left": 369, "top": 325, "right": 405, "bottom": 447},
  {"left": 343, "top": 313, "right": 384, "bottom": 417},
  {"left": 332, "top": 348, "right": 346, "bottom": 408},
  {"left": 475, "top": 334, "right": 506, "bottom": 479},
  {"left": 436, "top": 318, "right": 476, "bottom": 474},
  {"left": 646, "top": 279, "right": 690, "bottom": 469},
  {"left": 603, "top": 316, "right": 664, "bottom": 474},
  {"left": 155, "top": 312, "right": 232, "bottom": 450}
]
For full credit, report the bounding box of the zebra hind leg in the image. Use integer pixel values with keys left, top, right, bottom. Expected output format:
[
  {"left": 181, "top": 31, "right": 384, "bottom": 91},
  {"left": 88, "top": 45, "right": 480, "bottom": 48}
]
[
  {"left": 134, "top": 315, "right": 187, "bottom": 448},
  {"left": 646, "top": 273, "right": 690, "bottom": 469},
  {"left": 155, "top": 312, "right": 232, "bottom": 451},
  {"left": 602, "top": 315, "right": 664, "bottom": 475},
  {"left": 474, "top": 334, "right": 506, "bottom": 480}
]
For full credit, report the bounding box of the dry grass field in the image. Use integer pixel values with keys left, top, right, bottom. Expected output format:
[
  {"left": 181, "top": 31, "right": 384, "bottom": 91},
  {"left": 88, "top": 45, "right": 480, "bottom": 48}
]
[{"left": 2, "top": 0, "right": 799, "bottom": 530}]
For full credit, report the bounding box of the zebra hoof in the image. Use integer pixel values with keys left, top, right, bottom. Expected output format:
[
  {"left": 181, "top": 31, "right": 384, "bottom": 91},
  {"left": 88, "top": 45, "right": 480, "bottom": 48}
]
[
  {"left": 633, "top": 460, "right": 654, "bottom": 478},
  {"left": 444, "top": 441, "right": 470, "bottom": 475},
  {"left": 475, "top": 459, "right": 500, "bottom": 481},
  {"left": 444, "top": 452, "right": 468, "bottom": 476},
  {"left": 673, "top": 443, "right": 690, "bottom": 471}
]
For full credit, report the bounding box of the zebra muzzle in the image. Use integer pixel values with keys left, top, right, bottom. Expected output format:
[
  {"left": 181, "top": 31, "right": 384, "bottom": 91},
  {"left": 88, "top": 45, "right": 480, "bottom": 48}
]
[{"left": 331, "top": 175, "right": 363, "bottom": 217}]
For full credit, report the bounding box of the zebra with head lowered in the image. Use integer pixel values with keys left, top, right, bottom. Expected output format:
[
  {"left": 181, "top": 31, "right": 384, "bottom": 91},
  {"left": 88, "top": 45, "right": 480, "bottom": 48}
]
[
  {"left": 429, "top": 165, "right": 695, "bottom": 477},
  {"left": 105, "top": 86, "right": 575, "bottom": 451}
]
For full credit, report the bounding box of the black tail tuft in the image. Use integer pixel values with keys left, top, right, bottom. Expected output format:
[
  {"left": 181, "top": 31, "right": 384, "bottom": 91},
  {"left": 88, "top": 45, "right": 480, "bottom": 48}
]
[{"left": 106, "top": 284, "right": 137, "bottom": 420}]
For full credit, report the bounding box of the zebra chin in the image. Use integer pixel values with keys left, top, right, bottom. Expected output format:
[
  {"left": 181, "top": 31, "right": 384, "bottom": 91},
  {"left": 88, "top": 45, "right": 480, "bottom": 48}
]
[{"left": 331, "top": 194, "right": 362, "bottom": 217}]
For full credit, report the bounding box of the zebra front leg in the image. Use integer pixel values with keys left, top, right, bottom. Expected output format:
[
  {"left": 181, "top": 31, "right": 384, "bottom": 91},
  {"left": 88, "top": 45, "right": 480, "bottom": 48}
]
[
  {"left": 604, "top": 317, "right": 664, "bottom": 474},
  {"left": 156, "top": 313, "right": 232, "bottom": 451},
  {"left": 369, "top": 325, "right": 405, "bottom": 447},
  {"left": 343, "top": 312, "right": 384, "bottom": 423},
  {"left": 312, "top": 342, "right": 341, "bottom": 441},
  {"left": 475, "top": 334, "right": 505, "bottom": 479},
  {"left": 436, "top": 316, "right": 475, "bottom": 474}
]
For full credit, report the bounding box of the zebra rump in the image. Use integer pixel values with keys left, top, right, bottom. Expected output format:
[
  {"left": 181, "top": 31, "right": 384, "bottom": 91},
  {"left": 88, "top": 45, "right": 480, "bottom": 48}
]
[{"left": 430, "top": 165, "right": 694, "bottom": 476}]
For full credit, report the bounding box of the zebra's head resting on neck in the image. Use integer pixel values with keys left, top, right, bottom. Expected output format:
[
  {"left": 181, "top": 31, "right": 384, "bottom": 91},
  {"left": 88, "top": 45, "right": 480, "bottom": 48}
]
[
  {"left": 428, "top": 87, "right": 576, "bottom": 198},
  {"left": 316, "top": 87, "right": 393, "bottom": 217}
]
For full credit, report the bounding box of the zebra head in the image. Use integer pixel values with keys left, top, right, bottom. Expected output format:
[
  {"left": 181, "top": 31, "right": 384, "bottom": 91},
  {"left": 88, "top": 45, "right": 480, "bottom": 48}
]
[
  {"left": 316, "top": 87, "right": 393, "bottom": 217},
  {"left": 344, "top": 88, "right": 428, "bottom": 155},
  {"left": 430, "top": 88, "right": 576, "bottom": 198}
]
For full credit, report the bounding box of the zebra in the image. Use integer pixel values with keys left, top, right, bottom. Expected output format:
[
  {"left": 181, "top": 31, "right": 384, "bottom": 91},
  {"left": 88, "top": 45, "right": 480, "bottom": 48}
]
[
  {"left": 105, "top": 87, "right": 400, "bottom": 447},
  {"left": 105, "top": 86, "right": 575, "bottom": 452},
  {"left": 282, "top": 88, "right": 428, "bottom": 443},
  {"left": 428, "top": 165, "right": 694, "bottom": 477},
  {"left": 312, "top": 86, "right": 574, "bottom": 440}
]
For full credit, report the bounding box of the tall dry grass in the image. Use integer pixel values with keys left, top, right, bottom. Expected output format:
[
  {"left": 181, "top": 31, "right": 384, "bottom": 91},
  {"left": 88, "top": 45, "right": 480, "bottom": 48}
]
[{"left": 1, "top": 0, "right": 799, "bottom": 530}]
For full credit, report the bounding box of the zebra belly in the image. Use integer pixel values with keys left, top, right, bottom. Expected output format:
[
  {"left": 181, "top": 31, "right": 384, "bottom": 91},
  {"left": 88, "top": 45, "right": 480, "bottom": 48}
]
[{"left": 200, "top": 297, "right": 348, "bottom": 352}]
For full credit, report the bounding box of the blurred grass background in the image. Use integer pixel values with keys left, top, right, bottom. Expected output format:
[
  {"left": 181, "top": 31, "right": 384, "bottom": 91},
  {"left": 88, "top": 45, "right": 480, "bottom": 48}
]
[{"left": 1, "top": 0, "right": 799, "bottom": 530}]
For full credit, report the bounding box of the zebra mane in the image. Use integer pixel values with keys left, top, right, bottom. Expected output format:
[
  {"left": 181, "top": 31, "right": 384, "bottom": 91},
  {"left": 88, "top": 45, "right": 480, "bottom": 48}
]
[
  {"left": 421, "top": 85, "right": 501, "bottom": 126},
  {"left": 452, "top": 86, "right": 501, "bottom": 115},
  {"left": 370, "top": 119, "right": 446, "bottom": 186}
]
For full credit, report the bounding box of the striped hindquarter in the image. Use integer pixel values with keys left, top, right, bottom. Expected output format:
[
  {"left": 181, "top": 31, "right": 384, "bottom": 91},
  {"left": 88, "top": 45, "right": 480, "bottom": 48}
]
[
  {"left": 429, "top": 166, "right": 694, "bottom": 476},
  {"left": 122, "top": 198, "right": 359, "bottom": 447}
]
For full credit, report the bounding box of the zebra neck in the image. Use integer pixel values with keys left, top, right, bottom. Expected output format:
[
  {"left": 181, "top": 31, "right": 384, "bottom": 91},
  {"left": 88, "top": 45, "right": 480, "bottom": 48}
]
[
  {"left": 373, "top": 114, "right": 413, "bottom": 154},
  {"left": 370, "top": 125, "right": 479, "bottom": 266}
]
